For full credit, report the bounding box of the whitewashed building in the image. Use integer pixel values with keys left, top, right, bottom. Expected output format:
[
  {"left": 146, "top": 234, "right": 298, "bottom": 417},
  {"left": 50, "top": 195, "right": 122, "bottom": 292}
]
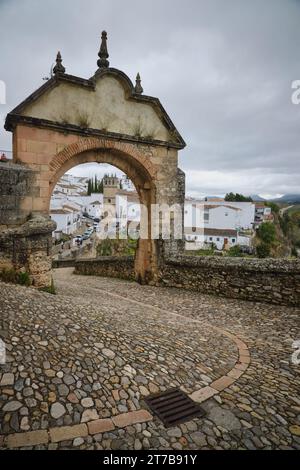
[
  {"left": 184, "top": 200, "right": 255, "bottom": 250},
  {"left": 185, "top": 227, "right": 238, "bottom": 250}
]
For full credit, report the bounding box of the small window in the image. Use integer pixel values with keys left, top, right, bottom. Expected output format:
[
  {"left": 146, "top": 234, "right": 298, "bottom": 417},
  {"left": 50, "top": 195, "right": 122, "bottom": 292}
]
[
  {"left": 216, "top": 237, "right": 220, "bottom": 241},
  {"left": 209, "top": 237, "right": 213, "bottom": 241},
  {"left": 192, "top": 227, "right": 196, "bottom": 232},
  {"left": 232, "top": 238, "right": 236, "bottom": 243},
  {"left": 225, "top": 213, "right": 228, "bottom": 216}
]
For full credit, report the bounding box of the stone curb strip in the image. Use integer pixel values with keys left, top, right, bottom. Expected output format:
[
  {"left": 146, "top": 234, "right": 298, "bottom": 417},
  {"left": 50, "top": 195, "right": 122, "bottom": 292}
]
[
  {"left": 95, "top": 288, "right": 251, "bottom": 404},
  {"left": 2, "top": 409, "right": 153, "bottom": 449},
  {"left": 189, "top": 326, "right": 250, "bottom": 403},
  {"left": 0, "top": 289, "right": 250, "bottom": 449}
]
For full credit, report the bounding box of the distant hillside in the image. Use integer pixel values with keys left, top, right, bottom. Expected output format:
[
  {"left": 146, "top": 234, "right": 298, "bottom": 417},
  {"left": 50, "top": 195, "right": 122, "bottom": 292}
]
[
  {"left": 271, "top": 194, "right": 300, "bottom": 204},
  {"left": 250, "top": 194, "right": 266, "bottom": 202}
]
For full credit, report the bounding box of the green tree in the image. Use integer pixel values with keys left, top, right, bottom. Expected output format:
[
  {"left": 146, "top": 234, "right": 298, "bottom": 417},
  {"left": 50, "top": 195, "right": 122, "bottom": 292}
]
[
  {"left": 87, "top": 179, "right": 92, "bottom": 195},
  {"left": 98, "top": 178, "right": 103, "bottom": 193},
  {"left": 257, "top": 222, "right": 276, "bottom": 244},
  {"left": 225, "top": 193, "right": 252, "bottom": 202}
]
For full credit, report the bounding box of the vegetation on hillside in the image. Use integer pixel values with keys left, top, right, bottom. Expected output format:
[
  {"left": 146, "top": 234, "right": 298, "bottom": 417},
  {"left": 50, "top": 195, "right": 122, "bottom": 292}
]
[
  {"left": 265, "top": 201, "right": 279, "bottom": 214},
  {"left": 96, "top": 237, "right": 137, "bottom": 257},
  {"left": 255, "top": 222, "right": 276, "bottom": 257},
  {"left": 280, "top": 206, "right": 300, "bottom": 255},
  {"left": 224, "top": 192, "right": 253, "bottom": 202}
]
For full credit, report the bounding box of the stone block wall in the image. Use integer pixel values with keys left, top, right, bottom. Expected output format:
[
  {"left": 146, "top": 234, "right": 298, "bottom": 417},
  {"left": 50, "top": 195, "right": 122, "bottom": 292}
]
[
  {"left": 0, "top": 162, "right": 56, "bottom": 288},
  {"left": 158, "top": 256, "right": 300, "bottom": 306},
  {"left": 74, "top": 256, "right": 135, "bottom": 281},
  {"left": 0, "top": 216, "right": 56, "bottom": 288},
  {"left": 0, "top": 161, "right": 36, "bottom": 226}
]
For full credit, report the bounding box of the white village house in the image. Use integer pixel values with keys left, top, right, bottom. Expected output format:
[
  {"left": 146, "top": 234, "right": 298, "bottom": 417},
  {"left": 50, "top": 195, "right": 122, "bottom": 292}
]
[
  {"left": 50, "top": 173, "right": 270, "bottom": 251},
  {"left": 184, "top": 200, "right": 255, "bottom": 250}
]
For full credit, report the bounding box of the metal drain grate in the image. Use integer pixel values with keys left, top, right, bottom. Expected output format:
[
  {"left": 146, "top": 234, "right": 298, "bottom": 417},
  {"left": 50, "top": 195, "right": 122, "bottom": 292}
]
[{"left": 144, "top": 388, "right": 205, "bottom": 427}]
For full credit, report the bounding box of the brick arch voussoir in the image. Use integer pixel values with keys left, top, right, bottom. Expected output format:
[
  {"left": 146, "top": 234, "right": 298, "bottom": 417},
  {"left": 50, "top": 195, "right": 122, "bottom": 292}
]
[{"left": 49, "top": 138, "right": 156, "bottom": 181}]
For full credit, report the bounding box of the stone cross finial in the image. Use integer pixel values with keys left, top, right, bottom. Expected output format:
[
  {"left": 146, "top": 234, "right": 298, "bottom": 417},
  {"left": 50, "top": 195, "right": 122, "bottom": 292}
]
[
  {"left": 97, "top": 31, "right": 109, "bottom": 68},
  {"left": 134, "top": 73, "right": 143, "bottom": 94},
  {"left": 53, "top": 51, "right": 66, "bottom": 75}
]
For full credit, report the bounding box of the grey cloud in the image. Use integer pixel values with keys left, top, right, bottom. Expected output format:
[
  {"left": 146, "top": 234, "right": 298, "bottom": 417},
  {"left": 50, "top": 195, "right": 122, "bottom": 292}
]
[{"left": 0, "top": 0, "right": 299, "bottom": 197}]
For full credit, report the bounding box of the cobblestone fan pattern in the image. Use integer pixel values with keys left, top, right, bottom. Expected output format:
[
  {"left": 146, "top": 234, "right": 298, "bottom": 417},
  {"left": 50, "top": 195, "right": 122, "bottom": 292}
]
[{"left": 0, "top": 268, "right": 299, "bottom": 450}]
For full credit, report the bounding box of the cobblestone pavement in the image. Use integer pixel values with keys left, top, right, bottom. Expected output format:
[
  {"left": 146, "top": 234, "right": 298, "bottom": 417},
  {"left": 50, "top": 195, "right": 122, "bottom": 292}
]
[{"left": 0, "top": 268, "right": 299, "bottom": 450}]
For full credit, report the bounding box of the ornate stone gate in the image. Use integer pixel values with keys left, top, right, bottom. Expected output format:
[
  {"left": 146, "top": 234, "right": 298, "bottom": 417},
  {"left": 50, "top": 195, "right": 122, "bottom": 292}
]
[{"left": 2, "top": 31, "right": 186, "bottom": 286}]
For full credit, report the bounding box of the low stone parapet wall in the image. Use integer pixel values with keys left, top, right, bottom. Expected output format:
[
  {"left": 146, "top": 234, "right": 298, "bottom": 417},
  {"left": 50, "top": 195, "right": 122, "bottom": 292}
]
[
  {"left": 71, "top": 255, "right": 300, "bottom": 306},
  {"left": 158, "top": 256, "right": 300, "bottom": 306},
  {"left": 52, "top": 259, "right": 76, "bottom": 269},
  {"left": 74, "top": 256, "right": 135, "bottom": 281},
  {"left": 0, "top": 215, "right": 56, "bottom": 288}
]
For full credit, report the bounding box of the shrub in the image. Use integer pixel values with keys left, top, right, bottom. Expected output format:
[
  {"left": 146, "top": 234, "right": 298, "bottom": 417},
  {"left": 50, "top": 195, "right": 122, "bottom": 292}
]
[
  {"left": 227, "top": 245, "right": 242, "bottom": 257},
  {"left": 0, "top": 268, "right": 31, "bottom": 286},
  {"left": 291, "top": 246, "right": 298, "bottom": 257},
  {"left": 97, "top": 238, "right": 113, "bottom": 256},
  {"left": 256, "top": 243, "right": 271, "bottom": 258},
  {"left": 39, "top": 277, "right": 56, "bottom": 295},
  {"left": 257, "top": 222, "right": 276, "bottom": 244},
  {"left": 17, "top": 271, "right": 31, "bottom": 286}
]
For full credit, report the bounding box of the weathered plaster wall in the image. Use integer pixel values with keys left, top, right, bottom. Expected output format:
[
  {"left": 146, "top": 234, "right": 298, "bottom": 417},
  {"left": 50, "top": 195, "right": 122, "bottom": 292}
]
[
  {"left": 159, "top": 256, "right": 300, "bottom": 307},
  {"left": 22, "top": 76, "right": 171, "bottom": 141}
]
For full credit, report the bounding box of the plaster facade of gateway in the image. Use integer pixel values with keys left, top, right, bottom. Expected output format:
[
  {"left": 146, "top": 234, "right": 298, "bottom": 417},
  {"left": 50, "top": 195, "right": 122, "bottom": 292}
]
[{"left": 2, "top": 31, "right": 186, "bottom": 286}]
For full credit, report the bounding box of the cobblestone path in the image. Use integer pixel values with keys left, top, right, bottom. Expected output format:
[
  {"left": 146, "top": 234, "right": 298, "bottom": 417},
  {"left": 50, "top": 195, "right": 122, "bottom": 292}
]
[{"left": 0, "top": 268, "right": 299, "bottom": 450}]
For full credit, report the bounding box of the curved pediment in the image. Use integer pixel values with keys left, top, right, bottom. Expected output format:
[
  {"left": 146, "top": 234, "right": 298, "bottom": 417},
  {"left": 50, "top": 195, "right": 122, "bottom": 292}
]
[{"left": 5, "top": 68, "right": 185, "bottom": 149}]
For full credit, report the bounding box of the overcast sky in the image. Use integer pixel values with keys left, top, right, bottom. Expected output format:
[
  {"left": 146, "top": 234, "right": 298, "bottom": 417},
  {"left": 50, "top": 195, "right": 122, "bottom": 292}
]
[{"left": 0, "top": 0, "right": 299, "bottom": 198}]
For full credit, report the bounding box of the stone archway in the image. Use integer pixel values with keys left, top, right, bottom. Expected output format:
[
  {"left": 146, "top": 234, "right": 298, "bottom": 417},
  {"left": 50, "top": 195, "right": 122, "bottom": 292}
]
[
  {"left": 3, "top": 31, "right": 186, "bottom": 287},
  {"left": 48, "top": 139, "right": 158, "bottom": 282}
]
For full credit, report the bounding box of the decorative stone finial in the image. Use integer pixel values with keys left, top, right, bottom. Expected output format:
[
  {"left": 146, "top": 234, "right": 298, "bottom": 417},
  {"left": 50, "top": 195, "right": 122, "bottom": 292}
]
[
  {"left": 134, "top": 73, "right": 143, "bottom": 94},
  {"left": 53, "top": 51, "right": 66, "bottom": 75},
  {"left": 97, "top": 31, "right": 109, "bottom": 68}
]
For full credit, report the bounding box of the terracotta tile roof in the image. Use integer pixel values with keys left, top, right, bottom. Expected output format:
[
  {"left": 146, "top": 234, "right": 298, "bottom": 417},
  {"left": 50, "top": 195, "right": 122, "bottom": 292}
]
[
  {"left": 204, "top": 204, "right": 241, "bottom": 211},
  {"left": 50, "top": 209, "right": 71, "bottom": 215},
  {"left": 204, "top": 228, "right": 237, "bottom": 237},
  {"left": 185, "top": 227, "right": 237, "bottom": 237}
]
